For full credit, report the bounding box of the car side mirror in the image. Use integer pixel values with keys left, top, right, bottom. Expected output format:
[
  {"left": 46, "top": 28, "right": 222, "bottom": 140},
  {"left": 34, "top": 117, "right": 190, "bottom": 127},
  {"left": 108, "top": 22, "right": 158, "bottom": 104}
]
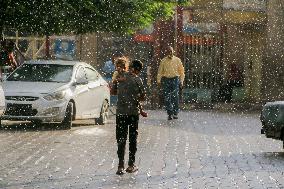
[{"left": 73, "top": 78, "right": 88, "bottom": 86}]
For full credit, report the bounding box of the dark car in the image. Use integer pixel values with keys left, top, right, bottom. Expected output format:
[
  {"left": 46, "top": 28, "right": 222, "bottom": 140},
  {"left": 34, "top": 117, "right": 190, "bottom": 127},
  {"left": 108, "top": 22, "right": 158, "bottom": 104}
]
[{"left": 260, "top": 101, "right": 284, "bottom": 148}]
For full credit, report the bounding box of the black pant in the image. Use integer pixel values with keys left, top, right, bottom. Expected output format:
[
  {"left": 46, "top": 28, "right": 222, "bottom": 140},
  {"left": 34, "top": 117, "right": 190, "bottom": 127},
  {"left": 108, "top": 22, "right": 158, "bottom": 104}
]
[{"left": 116, "top": 115, "right": 139, "bottom": 167}]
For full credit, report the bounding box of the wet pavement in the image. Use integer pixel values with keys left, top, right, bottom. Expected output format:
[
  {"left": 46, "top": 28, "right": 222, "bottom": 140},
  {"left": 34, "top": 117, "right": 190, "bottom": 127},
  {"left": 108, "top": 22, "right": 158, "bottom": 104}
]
[{"left": 0, "top": 110, "right": 283, "bottom": 189}]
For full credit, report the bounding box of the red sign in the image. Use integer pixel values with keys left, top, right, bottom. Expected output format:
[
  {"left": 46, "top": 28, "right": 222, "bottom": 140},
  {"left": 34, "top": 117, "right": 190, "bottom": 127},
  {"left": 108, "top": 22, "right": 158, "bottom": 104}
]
[{"left": 133, "top": 34, "right": 153, "bottom": 42}]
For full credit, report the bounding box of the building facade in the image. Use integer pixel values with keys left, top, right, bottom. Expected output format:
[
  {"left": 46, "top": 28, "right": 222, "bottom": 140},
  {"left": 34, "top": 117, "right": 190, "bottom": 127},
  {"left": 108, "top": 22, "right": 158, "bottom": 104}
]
[
  {"left": 78, "top": 0, "right": 283, "bottom": 104},
  {"left": 147, "top": 0, "right": 284, "bottom": 104},
  {"left": 4, "top": 0, "right": 282, "bottom": 104}
]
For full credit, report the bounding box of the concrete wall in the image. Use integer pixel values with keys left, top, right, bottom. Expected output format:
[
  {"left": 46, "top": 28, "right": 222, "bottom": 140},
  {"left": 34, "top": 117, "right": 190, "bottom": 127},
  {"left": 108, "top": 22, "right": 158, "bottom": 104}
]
[
  {"left": 76, "top": 34, "right": 98, "bottom": 67},
  {"left": 222, "top": 0, "right": 284, "bottom": 102},
  {"left": 243, "top": 27, "right": 265, "bottom": 102},
  {"left": 223, "top": 25, "right": 245, "bottom": 79},
  {"left": 262, "top": 0, "right": 284, "bottom": 101},
  {"left": 223, "top": 24, "right": 265, "bottom": 102}
]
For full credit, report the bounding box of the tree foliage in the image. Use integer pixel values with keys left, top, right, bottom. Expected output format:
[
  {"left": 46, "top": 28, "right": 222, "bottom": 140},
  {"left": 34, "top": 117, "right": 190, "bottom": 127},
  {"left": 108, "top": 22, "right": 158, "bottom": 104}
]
[{"left": 0, "top": 0, "right": 190, "bottom": 35}]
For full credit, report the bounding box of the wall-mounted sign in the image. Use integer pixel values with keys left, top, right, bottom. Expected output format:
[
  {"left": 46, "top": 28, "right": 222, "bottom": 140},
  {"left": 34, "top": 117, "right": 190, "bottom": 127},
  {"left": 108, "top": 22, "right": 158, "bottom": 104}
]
[
  {"left": 183, "top": 23, "right": 220, "bottom": 34},
  {"left": 223, "top": 0, "right": 266, "bottom": 12},
  {"left": 53, "top": 36, "right": 76, "bottom": 60},
  {"left": 183, "top": 10, "right": 220, "bottom": 34}
]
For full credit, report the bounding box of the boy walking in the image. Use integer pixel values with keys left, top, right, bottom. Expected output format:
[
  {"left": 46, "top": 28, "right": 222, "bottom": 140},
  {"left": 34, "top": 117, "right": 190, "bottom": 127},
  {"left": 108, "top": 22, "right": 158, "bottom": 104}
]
[{"left": 115, "top": 60, "right": 146, "bottom": 175}]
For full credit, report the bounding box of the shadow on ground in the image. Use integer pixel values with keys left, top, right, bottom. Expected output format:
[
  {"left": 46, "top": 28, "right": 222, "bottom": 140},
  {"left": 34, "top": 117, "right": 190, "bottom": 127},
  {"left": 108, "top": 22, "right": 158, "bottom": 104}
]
[{"left": 0, "top": 121, "right": 96, "bottom": 132}]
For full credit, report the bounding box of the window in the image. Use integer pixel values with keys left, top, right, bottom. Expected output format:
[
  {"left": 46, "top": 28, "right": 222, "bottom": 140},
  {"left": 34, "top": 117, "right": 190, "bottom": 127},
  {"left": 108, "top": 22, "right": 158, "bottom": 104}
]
[
  {"left": 85, "top": 67, "right": 99, "bottom": 82},
  {"left": 7, "top": 64, "right": 73, "bottom": 83},
  {"left": 76, "top": 67, "right": 87, "bottom": 80}
]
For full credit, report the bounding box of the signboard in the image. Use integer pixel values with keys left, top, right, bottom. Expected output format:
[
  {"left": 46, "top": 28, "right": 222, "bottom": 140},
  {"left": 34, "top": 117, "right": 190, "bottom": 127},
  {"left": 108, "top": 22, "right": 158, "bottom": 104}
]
[
  {"left": 183, "top": 23, "right": 220, "bottom": 34},
  {"left": 223, "top": 0, "right": 266, "bottom": 12},
  {"left": 53, "top": 36, "right": 76, "bottom": 60},
  {"left": 183, "top": 10, "right": 220, "bottom": 34}
]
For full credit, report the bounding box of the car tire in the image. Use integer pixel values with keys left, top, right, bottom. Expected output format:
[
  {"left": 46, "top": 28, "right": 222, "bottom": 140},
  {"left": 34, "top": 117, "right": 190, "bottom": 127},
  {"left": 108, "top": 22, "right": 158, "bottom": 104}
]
[
  {"left": 95, "top": 100, "right": 109, "bottom": 125},
  {"left": 61, "top": 102, "right": 73, "bottom": 129}
]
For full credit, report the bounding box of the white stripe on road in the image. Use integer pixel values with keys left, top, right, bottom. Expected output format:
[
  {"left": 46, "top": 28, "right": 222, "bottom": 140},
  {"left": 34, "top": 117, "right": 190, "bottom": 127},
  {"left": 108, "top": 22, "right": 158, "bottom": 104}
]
[
  {"left": 73, "top": 128, "right": 108, "bottom": 136},
  {"left": 35, "top": 156, "right": 45, "bottom": 165}
]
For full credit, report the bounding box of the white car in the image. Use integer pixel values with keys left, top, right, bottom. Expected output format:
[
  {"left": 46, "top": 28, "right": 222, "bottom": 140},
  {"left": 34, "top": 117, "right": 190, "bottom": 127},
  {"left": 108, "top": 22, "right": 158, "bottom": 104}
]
[
  {"left": 0, "top": 84, "right": 5, "bottom": 116},
  {"left": 1, "top": 60, "right": 110, "bottom": 129}
]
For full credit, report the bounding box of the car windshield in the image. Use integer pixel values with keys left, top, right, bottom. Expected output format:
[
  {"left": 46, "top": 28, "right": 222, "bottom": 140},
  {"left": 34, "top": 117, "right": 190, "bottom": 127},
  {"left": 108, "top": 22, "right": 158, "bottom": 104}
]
[{"left": 6, "top": 64, "right": 73, "bottom": 83}]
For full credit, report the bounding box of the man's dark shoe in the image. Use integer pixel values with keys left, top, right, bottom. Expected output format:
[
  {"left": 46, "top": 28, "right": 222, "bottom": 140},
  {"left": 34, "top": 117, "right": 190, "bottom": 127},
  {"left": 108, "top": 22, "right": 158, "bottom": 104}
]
[
  {"left": 116, "top": 166, "right": 125, "bottom": 175},
  {"left": 168, "top": 115, "right": 173, "bottom": 120},
  {"left": 125, "top": 165, "right": 138, "bottom": 173},
  {"left": 173, "top": 115, "right": 178, "bottom": 119}
]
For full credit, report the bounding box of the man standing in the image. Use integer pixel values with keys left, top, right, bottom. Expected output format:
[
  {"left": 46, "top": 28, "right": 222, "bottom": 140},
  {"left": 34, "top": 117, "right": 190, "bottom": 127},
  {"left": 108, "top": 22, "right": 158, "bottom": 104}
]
[
  {"left": 0, "top": 40, "right": 18, "bottom": 78},
  {"left": 157, "top": 46, "right": 185, "bottom": 120},
  {"left": 115, "top": 60, "right": 146, "bottom": 175}
]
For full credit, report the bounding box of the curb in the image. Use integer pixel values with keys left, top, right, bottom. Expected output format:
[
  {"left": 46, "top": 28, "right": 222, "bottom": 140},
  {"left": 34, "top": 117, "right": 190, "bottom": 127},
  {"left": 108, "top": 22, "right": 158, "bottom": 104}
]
[{"left": 181, "top": 102, "right": 264, "bottom": 113}]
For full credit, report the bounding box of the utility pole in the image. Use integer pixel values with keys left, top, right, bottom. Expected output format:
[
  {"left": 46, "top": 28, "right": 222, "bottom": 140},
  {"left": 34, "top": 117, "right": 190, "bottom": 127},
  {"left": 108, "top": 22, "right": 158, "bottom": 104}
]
[
  {"left": 45, "top": 35, "right": 50, "bottom": 59},
  {"left": 175, "top": 5, "right": 184, "bottom": 59}
]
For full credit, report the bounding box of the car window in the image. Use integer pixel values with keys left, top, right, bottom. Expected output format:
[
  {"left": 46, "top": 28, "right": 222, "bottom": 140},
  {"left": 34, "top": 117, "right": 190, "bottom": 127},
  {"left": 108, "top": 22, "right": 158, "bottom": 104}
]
[
  {"left": 75, "top": 67, "right": 87, "bottom": 80},
  {"left": 6, "top": 64, "right": 73, "bottom": 83},
  {"left": 85, "top": 67, "right": 99, "bottom": 82}
]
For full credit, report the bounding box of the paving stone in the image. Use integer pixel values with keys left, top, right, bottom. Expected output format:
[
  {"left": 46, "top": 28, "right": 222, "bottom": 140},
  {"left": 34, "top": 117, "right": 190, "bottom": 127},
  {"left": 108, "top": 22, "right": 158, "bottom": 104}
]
[{"left": 0, "top": 110, "right": 283, "bottom": 188}]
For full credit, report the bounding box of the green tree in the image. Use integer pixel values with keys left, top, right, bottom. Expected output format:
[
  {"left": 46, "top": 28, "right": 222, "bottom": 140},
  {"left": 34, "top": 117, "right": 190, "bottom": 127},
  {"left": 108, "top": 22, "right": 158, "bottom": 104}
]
[{"left": 0, "top": 0, "right": 190, "bottom": 36}]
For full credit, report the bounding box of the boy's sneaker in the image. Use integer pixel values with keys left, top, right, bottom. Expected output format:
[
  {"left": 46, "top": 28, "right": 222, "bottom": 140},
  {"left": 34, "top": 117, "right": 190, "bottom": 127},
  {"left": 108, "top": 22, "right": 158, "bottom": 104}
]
[
  {"left": 173, "top": 115, "right": 178, "bottom": 119},
  {"left": 125, "top": 165, "right": 138, "bottom": 173},
  {"left": 116, "top": 166, "right": 125, "bottom": 175},
  {"left": 168, "top": 115, "right": 173, "bottom": 120}
]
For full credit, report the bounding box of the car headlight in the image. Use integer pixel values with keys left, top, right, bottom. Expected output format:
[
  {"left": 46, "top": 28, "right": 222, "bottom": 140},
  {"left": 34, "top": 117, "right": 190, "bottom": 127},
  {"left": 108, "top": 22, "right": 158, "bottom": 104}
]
[{"left": 43, "top": 90, "right": 66, "bottom": 101}]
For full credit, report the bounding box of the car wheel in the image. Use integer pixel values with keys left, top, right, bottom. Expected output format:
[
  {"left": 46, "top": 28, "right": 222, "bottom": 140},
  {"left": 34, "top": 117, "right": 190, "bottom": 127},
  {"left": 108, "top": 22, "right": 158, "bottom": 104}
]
[
  {"left": 61, "top": 102, "right": 73, "bottom": 129},
  {"left": 95, "top": 100, "right": 109, "bottom": 125}
]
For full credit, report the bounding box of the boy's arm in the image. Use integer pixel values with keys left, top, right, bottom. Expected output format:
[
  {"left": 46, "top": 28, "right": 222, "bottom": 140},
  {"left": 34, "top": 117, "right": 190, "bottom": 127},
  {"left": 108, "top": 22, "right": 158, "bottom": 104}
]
[
  {"left": 139, "top": 93, "right": 146, "bottom": 102},
  {"left": 137, "top": 78, "right": 146, "bottom": 101},
  {"left": 113, "top": 71, "right": 127, "bottom": 83},
  {"left": 112, "top": 71, "right": 118, "bottom": 81}
]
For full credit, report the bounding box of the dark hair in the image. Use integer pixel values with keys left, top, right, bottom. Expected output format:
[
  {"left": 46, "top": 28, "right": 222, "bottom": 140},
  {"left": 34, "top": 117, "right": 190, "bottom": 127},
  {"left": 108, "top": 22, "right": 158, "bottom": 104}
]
[
  {"left": 130, "top": 60, "right": 143, "bottom": 71},
  {"left": 7, "top": 41, "right": 15, "bottom": 52},
  {"left": 115, "top": 58, "right": 126, "bottom": 68},
  {"left": 112, "top": 51, "right": 124, "bottom": 57}
]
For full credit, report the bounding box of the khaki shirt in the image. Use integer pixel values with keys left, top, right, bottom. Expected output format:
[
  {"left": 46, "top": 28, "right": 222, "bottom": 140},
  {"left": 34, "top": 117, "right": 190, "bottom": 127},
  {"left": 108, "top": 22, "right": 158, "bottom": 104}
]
[{"left": 157, "top": 55, "right": 185, "bottom": 84}]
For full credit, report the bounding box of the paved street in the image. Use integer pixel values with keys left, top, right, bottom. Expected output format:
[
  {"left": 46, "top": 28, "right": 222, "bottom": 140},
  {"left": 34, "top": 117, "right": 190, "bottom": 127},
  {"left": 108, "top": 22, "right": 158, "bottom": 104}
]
[{"left": 0, "top": 110, "right": 284, "bottom": 189}]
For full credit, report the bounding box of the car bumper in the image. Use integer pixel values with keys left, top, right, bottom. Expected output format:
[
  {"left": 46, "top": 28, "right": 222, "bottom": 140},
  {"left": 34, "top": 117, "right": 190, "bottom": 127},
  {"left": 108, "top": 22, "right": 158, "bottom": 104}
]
[
  {"left": 1, "top": 100, "right": 68, "bottom": 123},
  {"left": 262, "top": 125, "right": 282, "bottom": 139}
]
